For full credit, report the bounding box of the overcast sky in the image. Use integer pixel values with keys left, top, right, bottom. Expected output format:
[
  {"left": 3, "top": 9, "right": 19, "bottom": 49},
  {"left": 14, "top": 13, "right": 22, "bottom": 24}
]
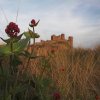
[{"left": 0, "top": 0, "right": 100, "bottom": 48}]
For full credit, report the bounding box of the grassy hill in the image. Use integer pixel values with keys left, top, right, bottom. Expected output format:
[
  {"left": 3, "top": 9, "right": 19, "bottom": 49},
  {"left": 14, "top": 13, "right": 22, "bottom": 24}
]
[
  {"left": 25, "top": 46, "right": 100, "bottom": 100},
  {"left": 0, "top": 44, "right": 100, "bottom": 100}
]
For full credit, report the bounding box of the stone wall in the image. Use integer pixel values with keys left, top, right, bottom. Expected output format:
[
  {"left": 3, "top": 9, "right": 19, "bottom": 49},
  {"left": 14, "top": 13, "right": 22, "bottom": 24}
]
[
  {"left": 29, "top": 34, "right": 73, "bottom": 56},
  {"left": 51, "top": 34, "right": 65, "bottom": 41}
]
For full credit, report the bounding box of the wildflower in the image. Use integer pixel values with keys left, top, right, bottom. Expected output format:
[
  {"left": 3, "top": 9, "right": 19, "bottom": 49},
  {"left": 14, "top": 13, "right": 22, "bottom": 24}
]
[
  {"left": 53, "top": 92, "right": 61, "bottom": 100},
  {"left": 60, "top": 67, "right": 65, "bottom": 72},
  {"left": 61, "top": 68, "right": 65, "bottom": 71},
  {"left": 95, "top": 95, "right": 100, "bottom": 100},
  {"left": 5, "top": 22, "right": 20, "bottom": 38},
  {"left": 31, "top": 19, "right": 36, "bottom": 26},
  {"left": 29, "top": 19, "right": 40, "bottom": 27},
  {"left": 51, "top": 49, "right": 55, "bottom": 54}
]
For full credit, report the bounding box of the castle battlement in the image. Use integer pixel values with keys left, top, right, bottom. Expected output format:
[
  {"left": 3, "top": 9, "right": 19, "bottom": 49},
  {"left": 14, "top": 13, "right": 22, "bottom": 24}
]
[
  {"left": 51, "top": 34, "right": 65, "bottom": 41},
  {"left": 29, "top": 34, "right": 73, "bottom": 56}
]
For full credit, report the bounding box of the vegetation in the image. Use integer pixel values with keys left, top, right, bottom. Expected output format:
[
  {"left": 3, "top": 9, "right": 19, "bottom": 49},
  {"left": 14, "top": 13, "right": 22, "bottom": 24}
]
[{"left": 0, "top": 19, "right": 100, "bottom": 100}]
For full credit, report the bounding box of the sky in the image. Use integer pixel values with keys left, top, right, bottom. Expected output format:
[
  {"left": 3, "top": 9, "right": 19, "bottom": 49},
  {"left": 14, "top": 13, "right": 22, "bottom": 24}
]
[{"left": 0, "top": 0, "right": 100, "bottom": 48}]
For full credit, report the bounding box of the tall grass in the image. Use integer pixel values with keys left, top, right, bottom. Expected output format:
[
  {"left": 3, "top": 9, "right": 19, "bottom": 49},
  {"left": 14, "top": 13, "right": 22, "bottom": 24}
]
[
  {"left": 0, "top": 46, "right": 99, "bottom": 100},
  {"left": 29, "top": 46, "right": 100, "bottom": 100}
]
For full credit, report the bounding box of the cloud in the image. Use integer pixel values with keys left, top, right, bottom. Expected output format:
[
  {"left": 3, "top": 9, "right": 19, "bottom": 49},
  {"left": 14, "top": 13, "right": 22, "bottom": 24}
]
[{"left": 0, "top": 0, "right": 100, "bottom": 48}]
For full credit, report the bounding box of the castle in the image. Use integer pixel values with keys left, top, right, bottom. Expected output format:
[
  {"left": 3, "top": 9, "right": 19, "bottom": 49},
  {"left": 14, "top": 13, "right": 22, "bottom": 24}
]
[{"left": 29, "top": 34, "right": 73, "bottom": 56}]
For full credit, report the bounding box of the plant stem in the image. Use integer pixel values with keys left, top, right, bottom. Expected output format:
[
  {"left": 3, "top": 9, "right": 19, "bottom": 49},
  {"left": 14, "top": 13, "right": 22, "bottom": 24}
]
[
  {"left": 25, "top": 26, "right": 35, "bottom": 71},
  {"left": 33, "top": 27, "right": 35, "bottom": 44},
  {"left": 10, "top": 41, "right": 14, "bottom": 75}
]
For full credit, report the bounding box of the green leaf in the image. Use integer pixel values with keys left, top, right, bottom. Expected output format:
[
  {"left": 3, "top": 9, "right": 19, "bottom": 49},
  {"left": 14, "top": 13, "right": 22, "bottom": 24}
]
[
  {"left": 35, "top": 20, "right": 40, "bottom": 26},
  {"left": 0, "top": 44, "right": 12, "bottom": 55},
  {"left": 20, "top": 51, "right": 40, "bottom": 59},
  {"left": 23, "top": 29, "right": 40, "bottom": 39},
  {"left": 6, "top": 95, "right": 11, "bottom": 100},
  {"left": 33, "top": 33, "right": 40, "bottom": 38},
  {"left": 20, "top": 50, "right": 31, "bottom": 57},
  {"left": 23, "top": 31, "right": 31, "bottom": 38},
  {"left": 29, "top": 24, "right": 33, "bottom": 27},
  {"left": 13, "top": 38, "right": 29, "bottom": 53},
  {"left": 0, "top": 37, "right": 11, "bottom": 44},
  {"left": 12, "top": 56, "right": 22, "bottom": 66},
  {"left": 0, "top": 34, "right": 23, "bottom": 44},
  {"left": 12, "top": 34, "right": 23, "bottom": 43},
  {"left": 0, "top": 38, "right": 29, "bottom": 55},
  {"left": 41, "top": 78, "right": 52, "bottom": 87},
  {"left": 10, "top": 84, "right": 28, "bottom": 95}
]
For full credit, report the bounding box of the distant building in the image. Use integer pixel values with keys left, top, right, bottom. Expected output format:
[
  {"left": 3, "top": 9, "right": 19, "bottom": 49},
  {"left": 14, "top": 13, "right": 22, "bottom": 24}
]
[{"left": 29, "top": 34, "right": 73, "bottom": 56}]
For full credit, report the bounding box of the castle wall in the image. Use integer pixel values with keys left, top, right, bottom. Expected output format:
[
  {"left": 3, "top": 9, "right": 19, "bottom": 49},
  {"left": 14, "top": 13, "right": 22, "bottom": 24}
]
[
  {"left": 51, "top": 34, "right": 65, "bottom": 41},
  {"left": 29, "top": 34, "right": 73, "bottom": 56},
  {"left": 68, "top": 36, "right": 73, "bottom": 48},
  {"left": 61, "top": 34, "right": 65, "bottom": 40}
]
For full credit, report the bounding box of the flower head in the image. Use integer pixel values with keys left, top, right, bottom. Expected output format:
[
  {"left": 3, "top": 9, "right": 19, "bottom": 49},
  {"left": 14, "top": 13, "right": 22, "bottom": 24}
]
[
  {"left": 61, "top": 68, "right": 65, "bottom": 71},
  {"left": 5, "top": 22, "right": 20, "bottom": 38},
  {"left": 60, "top": 66, "right": 65, "bottom": 72},
  {"left": 31, "top": 19, "right": 36, "bottom": 26},
  {"left": 95, "top": 95, "right": 100, "bottom": 100},
  {"left": 29, "top": 19, "right": 40, "bottom": 27},
  {"left": 51, "top": 49, "right": 55, "bottom": 54},
  {"left": 53, "top": 92, "right": 61, "bottom": 100}
]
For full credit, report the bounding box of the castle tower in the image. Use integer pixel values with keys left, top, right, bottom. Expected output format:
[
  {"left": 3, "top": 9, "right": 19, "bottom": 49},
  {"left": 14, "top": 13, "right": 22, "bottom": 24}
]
[
  {"left": 61, "top": 34, "right": 65, "bottom": 40},
  {"left": 68, "top": 36, "right": 73, "bottom": 48},
  {"left": 51, "top": 35, "right": 55, "bottom": 40}
]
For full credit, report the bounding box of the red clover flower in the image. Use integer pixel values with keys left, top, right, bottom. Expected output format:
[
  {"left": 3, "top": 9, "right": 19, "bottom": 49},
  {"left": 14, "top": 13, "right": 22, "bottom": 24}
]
[
  {"left": 5, "top": 22, "right": 20, "bottom": 38},
  {"left": 31, "top": 19, "right": 36, "bottom": 26},
  {"left": 53, "top": 92, "right": 61, "bottom": 100},
  {"left": 29, "top": 19, "right": 39, "bottom": 27}
]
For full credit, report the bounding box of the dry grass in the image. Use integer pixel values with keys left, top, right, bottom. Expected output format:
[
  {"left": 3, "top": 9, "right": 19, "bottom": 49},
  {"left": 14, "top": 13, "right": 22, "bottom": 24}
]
[{"left": 27, "top": 46, "right": 100, "bottom": 100}]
